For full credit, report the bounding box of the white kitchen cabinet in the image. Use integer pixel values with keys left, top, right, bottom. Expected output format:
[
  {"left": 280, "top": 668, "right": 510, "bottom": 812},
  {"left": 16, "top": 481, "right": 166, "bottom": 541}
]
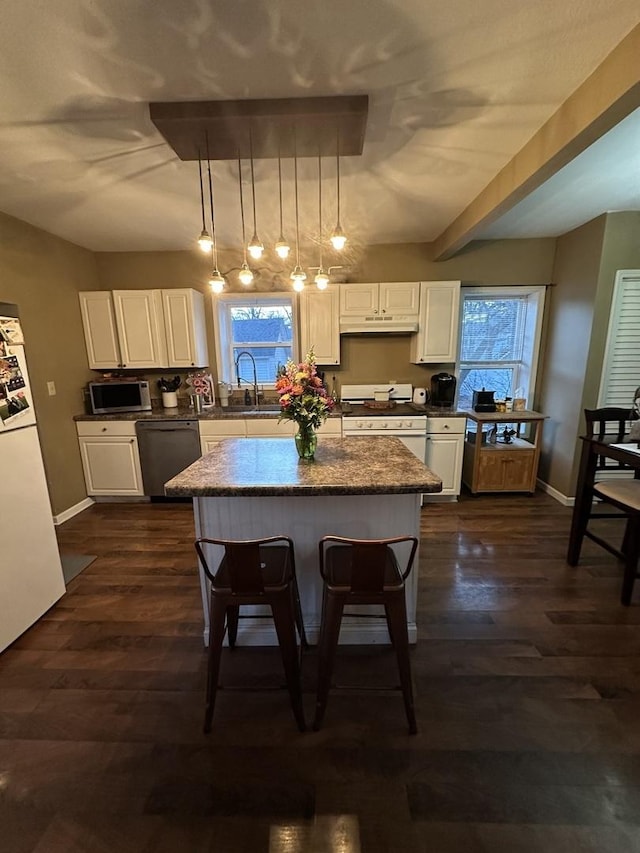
[
  {"left": 76, "top": 421, "right": 144, "bottom": 496},
  {"left": 410, "top": 280, "right": 461, "bottom": 363},
  {"left": 162, "top": 288, "right": 209, "bottom": 368},
  {"left": 79, "top": 292, "right": 122, "bottom": 369},
  {"left": 424, "top": 416, "right": 465, "bottom": 499},
  {"left": 199, "top": 419, "right": 246, "bottom": 455},
  {"left": 298, "top": 285, "right": 340, "bottom": 365},
  {"left": 340, "top": 282, "right": 419, "bottom": 317},
  {"left": 112, "top": 290, "right": 167, "bottom": 370}
]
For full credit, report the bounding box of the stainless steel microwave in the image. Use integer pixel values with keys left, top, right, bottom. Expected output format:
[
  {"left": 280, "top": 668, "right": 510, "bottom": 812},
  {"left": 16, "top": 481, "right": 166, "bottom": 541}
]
[{"left": 88, "top": 381, "right": 152, "bottom": 414}]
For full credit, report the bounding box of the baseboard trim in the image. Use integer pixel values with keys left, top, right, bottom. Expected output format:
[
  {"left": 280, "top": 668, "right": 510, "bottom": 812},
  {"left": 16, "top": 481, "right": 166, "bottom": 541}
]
[
  {"left": 53, "top": 497, "right": 94, "bottom": 526},
  {"left": 536, "top": 479, "right": 575, "bottom": 507}
]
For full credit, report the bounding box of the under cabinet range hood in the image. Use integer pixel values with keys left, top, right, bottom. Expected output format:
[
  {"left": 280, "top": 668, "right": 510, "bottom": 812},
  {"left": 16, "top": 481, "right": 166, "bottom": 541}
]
[{"left": 339, "top": 314, "right": 419, "bottom": 334}]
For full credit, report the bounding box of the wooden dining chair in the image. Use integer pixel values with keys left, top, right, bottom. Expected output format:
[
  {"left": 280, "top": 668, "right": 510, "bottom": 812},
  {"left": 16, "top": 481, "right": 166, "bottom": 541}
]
[
  {"left": 194, "top": 535, "right": 307, "bottom": 733},
  {"left": 313, "top": 535, "right": 419, "bottom": 734},
  {"left": 580, "top": 407, "right": 640, "bottom": 604}
]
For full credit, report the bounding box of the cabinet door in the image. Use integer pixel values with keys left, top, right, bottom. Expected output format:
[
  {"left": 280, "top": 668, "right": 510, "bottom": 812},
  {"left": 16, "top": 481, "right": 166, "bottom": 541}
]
[
  {"left": 200, "top": 435, "right": 243, "bottom": 455},
  {"left": 410, "top": 281, "right": 461, "bottom": 363},
  {"left": 299, "top": 286, "right": 340, "bottom": 365},
  {"left": 476, "top": 450, "right": 535, "bottom": 492},
  {"left": 426, "top": 433, "right": 464, "bottom": 495},
  {"left": 79, "top": 292, "right": 121, "bottom": 369},
  {"left": 246, "top": 419, "right": 296, "bottom": 437},
  {"left": 379, "top": 282, "right": 419, "bottom": 315},
  {"left": 339, "top": 283, "right": 379, "bottom": 316},
  {"left": 112, "top": 290, "right": 168, "bottom": 369},
  {"left": 79, "top": 436, "right": 144, "bottom": 495},
  {"left": 163, "top": 288, "right": 209, "bottom": 368}
]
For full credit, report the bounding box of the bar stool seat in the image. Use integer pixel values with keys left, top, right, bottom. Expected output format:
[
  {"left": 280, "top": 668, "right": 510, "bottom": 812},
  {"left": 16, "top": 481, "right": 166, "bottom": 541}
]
[
  {"left": 313, "top": 535, "right": 419, "bottom": 734},
  {"left": 195, "top": 535, "right": 307, "bottom": 733}
]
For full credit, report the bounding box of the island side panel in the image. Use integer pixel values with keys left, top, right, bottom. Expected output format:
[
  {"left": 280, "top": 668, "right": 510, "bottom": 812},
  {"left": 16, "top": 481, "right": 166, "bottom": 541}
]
[{"left": 193, "top": 493, "right": 421, "bottom": 646}]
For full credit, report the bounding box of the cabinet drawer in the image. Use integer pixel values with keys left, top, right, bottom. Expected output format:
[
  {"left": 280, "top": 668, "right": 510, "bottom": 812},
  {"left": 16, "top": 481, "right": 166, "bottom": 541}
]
[
  {"left": 246, "top": 419, "right": 295, "bottom": 436},
  {"left": 76, "top": 420, "right": 138, "bottom": 437},
  {"left": 317, "top": 418, "right": 342, "bottom": 435},
  {"left": 427, "top": 417, "right": 465, "bottom": 435},
  {"left": 199, "top": 419, "right": 247, "bottom": 437}
]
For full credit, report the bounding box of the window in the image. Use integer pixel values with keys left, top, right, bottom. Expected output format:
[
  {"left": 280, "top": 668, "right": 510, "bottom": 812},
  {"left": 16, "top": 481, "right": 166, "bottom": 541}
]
[
  {"left": 457, "top": 286, "right": 546, "bottom": 410},
  {"left": 598, "top": 270, "right": 640, "bottom": 406},
  {"left": 214, "top": 294, "right": 297, "bottom": 386}
]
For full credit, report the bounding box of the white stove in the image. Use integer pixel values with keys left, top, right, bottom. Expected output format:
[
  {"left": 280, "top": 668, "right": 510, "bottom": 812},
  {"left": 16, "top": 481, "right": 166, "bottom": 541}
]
[{"left": 341, "top": 384, "right": 428, "bottom": 467}]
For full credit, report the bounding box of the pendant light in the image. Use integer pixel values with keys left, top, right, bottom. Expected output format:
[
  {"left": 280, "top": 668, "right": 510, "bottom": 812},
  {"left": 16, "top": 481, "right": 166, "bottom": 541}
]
[
  {"left": 274, "top": 151, "right": 290, "bottom": 259},
  {"left": 330, "top": 127, "right": 347, "bottom": 251},
  {"left": 197, "top": 153, "right": 213, "bottom": 253},
  {"left": 314, "top": 152, "right": 329, "bottom": 290},
  {"left": 290, "top": 134, "right": 307, "bottom": 292},
  {"left": 205, "top": 141, "right": 225, "bottom": 294},
  {"left": 237, "top": 157, "right": 254, "bottom": 286},
  {"left": 247, "top": 129, "right": 264, "bottom": 260}
]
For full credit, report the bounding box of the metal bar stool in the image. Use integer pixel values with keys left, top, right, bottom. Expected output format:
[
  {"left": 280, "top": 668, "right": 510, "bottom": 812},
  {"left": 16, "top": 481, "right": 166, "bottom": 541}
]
[
  {"left": 194, "top": 535, "right": 307, "bottom": 733},
  {"left": 313, "top": 535, "right": 419, "bottom": 734}
]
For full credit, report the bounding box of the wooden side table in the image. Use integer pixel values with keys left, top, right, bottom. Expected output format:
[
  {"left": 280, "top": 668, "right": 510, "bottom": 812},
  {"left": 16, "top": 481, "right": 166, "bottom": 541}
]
[{"left": 462, "top": 410, "right": 546, "bottom": 494}]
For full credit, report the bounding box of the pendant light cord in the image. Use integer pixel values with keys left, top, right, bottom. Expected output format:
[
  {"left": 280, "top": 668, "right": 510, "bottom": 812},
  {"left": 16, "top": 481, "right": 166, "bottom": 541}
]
[
  {"left": 205, "top": 133, "right": 218, "bottom": 267},
  {"left": 278, "top": 152, "right": 284, "bottom": 237},
  {"left": 294, "top": 131, "right": 301, "bottom": 267},
  {"left": 318, "top": 151, "right": 323, "bottom": 268},
  {"left": 238, "top": 156, "right": 248, "bottom": 264},
  {"left": 249, "top": 128, "right": 258, "bottom": 237},
  {"left": 335, "top": 125, "right": 341, "bottom": 229},
  {"left": 198, "top": 153, "right": 206, "bottom": 232}
]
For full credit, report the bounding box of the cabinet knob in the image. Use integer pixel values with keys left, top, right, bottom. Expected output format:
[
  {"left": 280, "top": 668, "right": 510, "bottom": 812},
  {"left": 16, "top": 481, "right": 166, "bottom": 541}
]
[
  {"left": 373, "top": 309, "right": 378, "bottom": 314},
  {"left": 382, "top": 309, "right": 386, "bottom": 314},
  {"left": 191, "top": 362, "right": 195, "bottom": 366},
  {"left": 443, "top": 425, "right": 449, "bottom": 430},
  {"left": 122, "top": 363, "right": 126, "bottom": 368},
  {"left": 102, "top": 427, "right": 107, "bottom": 432},
  {"left": 130, "top": 439, "right": 134, "bottom": 444}
]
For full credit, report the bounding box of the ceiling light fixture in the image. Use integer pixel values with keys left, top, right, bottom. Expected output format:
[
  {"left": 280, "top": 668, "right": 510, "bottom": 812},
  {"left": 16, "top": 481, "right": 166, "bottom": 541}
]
[
  {"left": 197, "top": 153, "right": 213, "bottom": 253},
  {"left": 274, "top": 152, "right": 290, "bottom": 260},
  {"left": 247, "top": 129, "right": 264, "bottom": 260},
  {"left": 237, "top": 157, "right": 254, "bottom": 286},
  {"left": 290, "top": 131, "right": 306, "bottom": 292},
  {"left": 314, "top": 152, "right": 329, "bottom": 290},
  {"left": 330, "top": 127, "right": 347, "bottom": 252},
  {"left": 204, "top": 138, "right": 225, "bottom": 294}
]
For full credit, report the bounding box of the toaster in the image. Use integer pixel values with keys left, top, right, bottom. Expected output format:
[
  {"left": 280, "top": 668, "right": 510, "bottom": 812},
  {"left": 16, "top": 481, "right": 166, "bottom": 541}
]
[{"left": 472, "top": 389, "right": 496, "bottom": 412}]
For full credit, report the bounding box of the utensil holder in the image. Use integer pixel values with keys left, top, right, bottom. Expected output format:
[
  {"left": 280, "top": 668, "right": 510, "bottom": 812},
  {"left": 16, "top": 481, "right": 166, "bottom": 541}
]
[{"left": 161, "top": 391, "right": 178, "bottom": 408}]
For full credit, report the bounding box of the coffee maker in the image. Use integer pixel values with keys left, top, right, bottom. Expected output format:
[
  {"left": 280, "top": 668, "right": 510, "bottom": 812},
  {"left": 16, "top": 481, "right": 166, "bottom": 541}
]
[{"left": 430, "top": 372, "right": 457, "bottom": 407}]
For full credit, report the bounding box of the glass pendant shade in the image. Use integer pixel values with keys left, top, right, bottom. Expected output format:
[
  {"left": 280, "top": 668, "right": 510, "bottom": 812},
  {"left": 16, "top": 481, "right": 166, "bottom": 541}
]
[
  {"left": 239, "top": 263, "right": 254, "bottom": 285},
  {"left": 314, "top": 269, "right": 330, "bottom": 290},
  {"left": 208, "top": 270, "right": 225, "bottom": 294},
  {"left": 330, "top": 225, "right": 347, "bottom": 251},
  {"left": 198, "top": 229, "right": 213, "bottom": 253},
  {"left": 275, "top": 239, "right": 290, "bottom": 259},
  {"left": 290, "top": 265, "right": 306, "bottom": 291},
  {"left": 248, "top": 234, "right": 264, "bottom": 259}
]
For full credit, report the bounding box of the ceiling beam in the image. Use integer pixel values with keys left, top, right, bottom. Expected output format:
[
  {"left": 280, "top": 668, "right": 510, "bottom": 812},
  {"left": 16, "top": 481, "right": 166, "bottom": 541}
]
[{"left": 432, "top": 23, "right": 640, "bottom": 260}]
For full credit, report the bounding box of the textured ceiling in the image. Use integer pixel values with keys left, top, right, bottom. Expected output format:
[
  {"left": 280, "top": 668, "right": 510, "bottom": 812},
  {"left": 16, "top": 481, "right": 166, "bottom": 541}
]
[{"left": 0, "top": 0, "right": 638, "bottom": 257}]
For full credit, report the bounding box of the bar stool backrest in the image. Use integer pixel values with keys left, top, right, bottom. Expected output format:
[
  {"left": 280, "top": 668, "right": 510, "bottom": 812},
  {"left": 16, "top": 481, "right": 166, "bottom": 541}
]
[
  {"left": 319, "top": 535, "right": 418, "bottom": 592},
  {"left": 195, "top": 535, "right": 293, "bottom": 595},
  {"left": 584, "top": 408, "right": 637, "bottom": 474}
]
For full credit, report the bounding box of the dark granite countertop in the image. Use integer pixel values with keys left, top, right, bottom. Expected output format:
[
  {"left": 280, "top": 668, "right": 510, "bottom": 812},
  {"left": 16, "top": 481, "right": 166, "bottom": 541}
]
[
  {"left": 164, "top": 436, "right": 443, "bottom": 497},
  {"left": 74, "top": 404, "right": 344, "bottom": 422}
]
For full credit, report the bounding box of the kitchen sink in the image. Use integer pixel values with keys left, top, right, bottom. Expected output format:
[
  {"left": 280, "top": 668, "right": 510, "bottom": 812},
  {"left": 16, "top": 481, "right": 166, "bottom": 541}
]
[{"left": 222, "top": 404, "right": 282, "bottom": 414}]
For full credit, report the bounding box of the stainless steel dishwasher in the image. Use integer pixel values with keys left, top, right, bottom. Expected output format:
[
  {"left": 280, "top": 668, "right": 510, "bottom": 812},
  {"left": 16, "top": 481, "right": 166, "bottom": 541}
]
[{"left": 135, "top": 420, "right": 201, "bottom": 498}]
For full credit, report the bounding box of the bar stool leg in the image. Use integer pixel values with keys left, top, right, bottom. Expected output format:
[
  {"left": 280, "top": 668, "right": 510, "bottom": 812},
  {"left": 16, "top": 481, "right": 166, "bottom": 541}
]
[
  {"left": 226, "top": 605, "right": 240, "bottom": 648},
  {"left": 313, "top": 590, "right": 344, "bottom": 732},
  {"left": 385, "top": 591, "right": 418, "bottom": 735},
  {"left": 291, "top": 574, "right": 309, "bottom": 648},
  {"left": 204, "top": 595, "right": 228, "bottom": 734},
  {"left": 271, "top": 590, "right": 306, "bottom": 732}
]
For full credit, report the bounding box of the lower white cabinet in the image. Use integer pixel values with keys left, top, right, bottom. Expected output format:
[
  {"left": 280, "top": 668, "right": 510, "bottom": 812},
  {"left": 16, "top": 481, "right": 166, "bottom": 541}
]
[
  {"left": 199, "top": 419, "right": 247, "bottom": 455},
  {"left": 199, "top": 415, "right": 342, "bottom": 454},
  {"left": 76, "top": 421, "right": 144, "bottom": 496},
  {"left": 424, "top": 417, "right": 465, "bottom": 498}
]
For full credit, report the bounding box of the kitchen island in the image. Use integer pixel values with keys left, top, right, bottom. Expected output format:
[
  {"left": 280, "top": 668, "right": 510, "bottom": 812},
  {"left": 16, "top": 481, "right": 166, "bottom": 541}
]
[{"left": 165, "top": 436, "right": 442, "bottom": 646}]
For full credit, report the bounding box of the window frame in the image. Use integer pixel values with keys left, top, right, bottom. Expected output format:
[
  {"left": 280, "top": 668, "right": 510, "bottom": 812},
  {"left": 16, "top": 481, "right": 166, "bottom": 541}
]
[
  {"left": 212, "top": 292, "right": 299, "bottom": 387},
  {"left": 457, "top": 285, "right": 546, "bottom": 410}
]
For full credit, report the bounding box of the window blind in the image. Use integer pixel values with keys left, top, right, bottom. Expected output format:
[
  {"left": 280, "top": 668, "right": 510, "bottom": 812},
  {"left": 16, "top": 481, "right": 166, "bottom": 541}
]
[{"left": 599, "top": 271, "right": 640, "bottom": 407}]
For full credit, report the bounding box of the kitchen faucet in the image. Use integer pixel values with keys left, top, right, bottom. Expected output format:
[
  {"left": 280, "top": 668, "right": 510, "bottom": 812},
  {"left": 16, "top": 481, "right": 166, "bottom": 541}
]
[{"left": 234, "top": 351, "right": 260, "bottom": 407}]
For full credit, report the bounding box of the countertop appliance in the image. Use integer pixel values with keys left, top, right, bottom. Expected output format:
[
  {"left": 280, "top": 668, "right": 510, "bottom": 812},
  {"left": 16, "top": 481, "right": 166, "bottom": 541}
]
[
  {"left": 413, "top": 387, "right": 427, "bottom": 405},
  {"left": 341, "top": 385, "right": 428, "bottom": 502},
  {"left": 0, "top": 306, "right": 66, "bottom": 652},
  {"left": 472, "top": 389, "right": 496, "bottom": 412},
  {"left": 430, "top": 372, "right": 457, "bottom": 407},
  {"left": 88, "top": 379, "right": 151, "bottom": 415},
  {"left": 136, "top": 419, "right": 201, "bottom": 498}
]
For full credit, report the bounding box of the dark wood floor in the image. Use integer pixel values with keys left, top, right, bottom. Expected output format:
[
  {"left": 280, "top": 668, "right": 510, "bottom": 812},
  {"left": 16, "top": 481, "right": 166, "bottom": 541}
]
[{"left": 2, "top": 493, "right": 640, "bottom": 852}]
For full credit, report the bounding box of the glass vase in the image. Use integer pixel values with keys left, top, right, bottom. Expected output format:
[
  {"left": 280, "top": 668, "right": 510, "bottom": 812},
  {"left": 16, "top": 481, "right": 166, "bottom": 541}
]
[{"left": 295, "top": 427, "right": 317, "bottom": 460}]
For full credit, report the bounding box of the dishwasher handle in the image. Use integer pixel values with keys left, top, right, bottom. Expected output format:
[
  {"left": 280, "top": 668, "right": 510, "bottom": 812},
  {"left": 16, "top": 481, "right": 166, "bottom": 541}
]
[{"left": 135, "top": 420, "right": 198, "bottom": 433}]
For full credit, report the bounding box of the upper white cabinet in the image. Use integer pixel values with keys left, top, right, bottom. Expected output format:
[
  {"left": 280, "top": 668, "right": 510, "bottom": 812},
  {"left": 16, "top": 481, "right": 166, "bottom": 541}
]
[
  {"left": 79, "top": 292, "right": 122, "bottom": 369},
  {"left": 340, "top": 282, "right": 419, "bottom": 317},
  {"left": 162, "top": 288, "right": 209, "bottom": 368},
  {"left": 410, "top": 281, "right": 461, "bottom": 363},
  {"left": 113, "top": 290, "right": 167, "bottom": 370},
  {"left": 299, "top": 286, "right": 340, "bottom": 365},
  {"left": 79, "top": 288, "right": 209, "bottom": 370}
]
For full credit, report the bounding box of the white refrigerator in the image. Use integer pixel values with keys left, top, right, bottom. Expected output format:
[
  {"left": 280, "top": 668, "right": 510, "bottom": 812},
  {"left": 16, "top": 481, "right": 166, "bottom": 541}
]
[{"left": 0, "top": 309, "right": 65, "bottom": 653}]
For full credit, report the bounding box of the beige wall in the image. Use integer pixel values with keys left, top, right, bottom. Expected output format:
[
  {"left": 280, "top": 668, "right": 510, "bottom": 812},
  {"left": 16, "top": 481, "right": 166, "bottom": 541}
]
[
  {"left": 95, "top": 238, "right": 557, "bottom": 393},
  {"left": 538, "top": 212, "right": 640, "bottom": 497},
  {"left": 0, "top": 212, "right": 100, "bottom": 515}
]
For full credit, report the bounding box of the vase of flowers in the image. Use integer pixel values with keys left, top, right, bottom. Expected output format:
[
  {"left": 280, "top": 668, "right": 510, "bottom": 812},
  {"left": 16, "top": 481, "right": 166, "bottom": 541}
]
[{"left": 275, "top": 349, "right": 334, "bottom": 460}]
